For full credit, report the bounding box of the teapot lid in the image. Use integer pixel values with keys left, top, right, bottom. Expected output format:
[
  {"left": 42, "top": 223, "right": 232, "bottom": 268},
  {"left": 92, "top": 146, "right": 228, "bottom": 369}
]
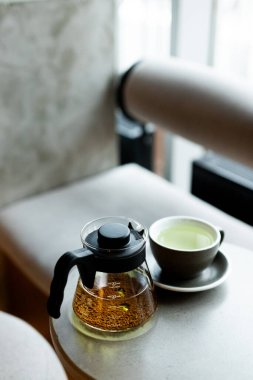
[
  {"left": 97, "top": 223, "right": 130, "bottom": 248},
  {"left": 80, "top": 217, "right": 147, "bottom": 272}
]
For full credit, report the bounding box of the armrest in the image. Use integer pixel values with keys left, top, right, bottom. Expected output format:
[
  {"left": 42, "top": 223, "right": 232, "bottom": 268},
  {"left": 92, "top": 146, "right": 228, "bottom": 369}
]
[{"left": 118, "top": 59, "right": 253, "bottom": 167}]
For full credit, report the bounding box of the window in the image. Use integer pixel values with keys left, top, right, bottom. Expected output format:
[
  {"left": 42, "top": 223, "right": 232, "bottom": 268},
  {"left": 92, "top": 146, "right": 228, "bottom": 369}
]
[
  {"left": 214, "top": 0, "right": 253, "bottom": 82},
  {"left": 116, "top": 0, "right": 252, "bottom": 191},
  {"left": 116, "top": 0, "right": 172, "bottom": 72}
]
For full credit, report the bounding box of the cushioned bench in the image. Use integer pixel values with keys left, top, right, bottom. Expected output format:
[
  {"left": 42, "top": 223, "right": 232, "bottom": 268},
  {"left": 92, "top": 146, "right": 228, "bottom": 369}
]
[
  {"left": 0, "top": 311, "right": 67, "bottom": 379},
  {"left": 0, "top": 164, "right": 252, "bottom": 296}
]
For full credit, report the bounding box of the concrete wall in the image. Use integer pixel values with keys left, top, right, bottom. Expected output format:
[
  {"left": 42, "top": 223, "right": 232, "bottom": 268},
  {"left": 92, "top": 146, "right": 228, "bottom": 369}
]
[{"left": 0, "top": 0, "right": 116, "bottom": 207}]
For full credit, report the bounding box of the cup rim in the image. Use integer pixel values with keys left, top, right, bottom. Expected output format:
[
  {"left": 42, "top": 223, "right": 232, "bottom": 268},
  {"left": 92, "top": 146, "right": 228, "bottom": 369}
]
[{"left": 149, "top": 216, "right": 221, "bottom": 252}]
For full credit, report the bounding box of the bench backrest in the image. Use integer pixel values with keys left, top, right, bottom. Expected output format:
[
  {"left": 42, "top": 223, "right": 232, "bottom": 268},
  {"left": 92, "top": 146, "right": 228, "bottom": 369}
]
[{"left": 0, "top": 0, "right": 116, "bottom": 207}]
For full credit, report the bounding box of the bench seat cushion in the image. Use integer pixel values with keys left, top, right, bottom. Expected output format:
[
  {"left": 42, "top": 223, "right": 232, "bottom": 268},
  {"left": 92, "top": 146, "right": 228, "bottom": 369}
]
[
  {"left": 0, "top": 311, "right": 67, "bottom": 380},
  {"left": 0, "top": 164, "right": 252, "bottom": 294}
]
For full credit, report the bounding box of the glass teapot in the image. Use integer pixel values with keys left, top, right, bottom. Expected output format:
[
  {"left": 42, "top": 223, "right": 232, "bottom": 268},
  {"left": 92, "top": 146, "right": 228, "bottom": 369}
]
[{"left": 47, "top": 217, "right": 157, "bottom": 340}]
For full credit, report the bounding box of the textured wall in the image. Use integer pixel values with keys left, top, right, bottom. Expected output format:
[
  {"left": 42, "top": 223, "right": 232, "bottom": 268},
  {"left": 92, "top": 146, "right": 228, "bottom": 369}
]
[{"left": 0, "top": 0, "right": 116, "bottom": 207}]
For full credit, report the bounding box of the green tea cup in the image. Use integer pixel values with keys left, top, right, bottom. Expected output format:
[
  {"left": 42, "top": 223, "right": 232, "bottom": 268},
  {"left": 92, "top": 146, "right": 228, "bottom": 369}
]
[{"left": 149, "top": 216, "right": 224, "bottom": 279}]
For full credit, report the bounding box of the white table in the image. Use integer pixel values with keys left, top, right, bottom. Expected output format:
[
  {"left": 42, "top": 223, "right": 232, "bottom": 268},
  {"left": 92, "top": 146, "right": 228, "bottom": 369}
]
[{"left": 50, "top": 243, "right": 253, "bottom": 380}]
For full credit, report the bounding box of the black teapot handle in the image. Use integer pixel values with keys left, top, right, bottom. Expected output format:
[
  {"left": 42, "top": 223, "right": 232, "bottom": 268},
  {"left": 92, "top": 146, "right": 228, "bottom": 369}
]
[{"left": 47, "top": 248, "right": 96, "bottom": 319}]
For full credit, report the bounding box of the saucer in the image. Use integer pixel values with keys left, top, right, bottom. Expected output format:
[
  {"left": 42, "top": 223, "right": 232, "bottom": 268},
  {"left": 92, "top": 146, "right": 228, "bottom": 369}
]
[{"left": 146, "top": 245, "right": 230, "bottom": 292}]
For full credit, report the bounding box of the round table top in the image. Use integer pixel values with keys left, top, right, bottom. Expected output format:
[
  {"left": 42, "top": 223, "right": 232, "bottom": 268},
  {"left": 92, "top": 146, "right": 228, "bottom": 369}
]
[{"left": 50, "top": 243, "right": 253, "bottom": 380}]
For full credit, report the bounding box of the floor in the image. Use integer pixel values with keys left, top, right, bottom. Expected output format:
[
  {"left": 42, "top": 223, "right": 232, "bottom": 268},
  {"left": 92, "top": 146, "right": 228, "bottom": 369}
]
[{"left": 0, "top": 254, "right": 50, "bottom": 341}]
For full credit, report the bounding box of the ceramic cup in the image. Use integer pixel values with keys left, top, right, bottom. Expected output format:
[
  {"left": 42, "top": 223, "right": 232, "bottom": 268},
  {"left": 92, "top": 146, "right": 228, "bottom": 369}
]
[{"left": 149, "top": 216, "right": 224, "bottom": 279}]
